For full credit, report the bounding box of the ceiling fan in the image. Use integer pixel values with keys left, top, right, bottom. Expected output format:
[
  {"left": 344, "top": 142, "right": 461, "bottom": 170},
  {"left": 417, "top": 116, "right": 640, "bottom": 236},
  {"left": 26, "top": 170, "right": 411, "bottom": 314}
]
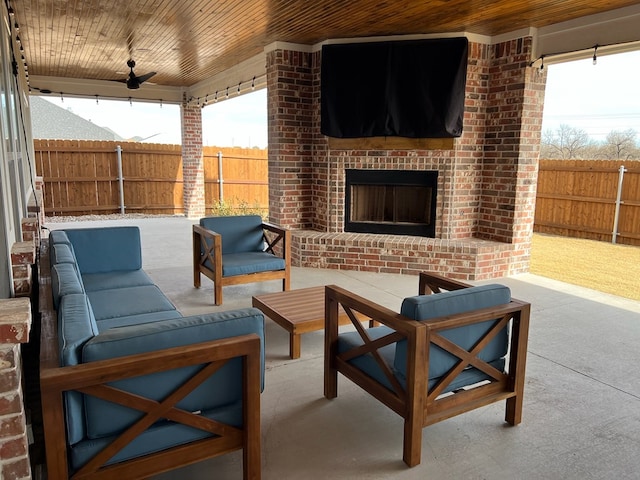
[{"left": 116, "top": 59, "right": 156, "bottom": 90}]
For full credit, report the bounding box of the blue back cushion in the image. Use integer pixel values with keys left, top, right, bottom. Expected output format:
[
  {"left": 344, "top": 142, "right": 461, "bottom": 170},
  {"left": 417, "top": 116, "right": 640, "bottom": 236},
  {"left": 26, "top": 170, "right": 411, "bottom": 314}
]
[
  {"left": 49, "top": 230, "right": 71, "bottom": 246},
  {"left": 200, "top": 215, "right": 264, "bottom": 255},
  {"left": 50, "top": 243, "right": 76, "bottom": 266},
  {"left": 64, "top": 226, "right": 142, "bottom": 274},
  {"left": 58, "top": 293, "right": 99, "bottom": 445},
  {"left": 394, "top": 284, "right": 511, "bottom": 380},
  {"left": 51, "top": 263, "right": 85, "bottom": 309}
]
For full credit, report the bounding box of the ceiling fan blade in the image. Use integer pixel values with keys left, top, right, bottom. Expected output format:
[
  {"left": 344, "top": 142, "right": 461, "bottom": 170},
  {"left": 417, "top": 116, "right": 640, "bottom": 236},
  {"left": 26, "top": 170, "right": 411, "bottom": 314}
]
[{"left": 137, "top": 72, "right": 157, "bottom": 84}]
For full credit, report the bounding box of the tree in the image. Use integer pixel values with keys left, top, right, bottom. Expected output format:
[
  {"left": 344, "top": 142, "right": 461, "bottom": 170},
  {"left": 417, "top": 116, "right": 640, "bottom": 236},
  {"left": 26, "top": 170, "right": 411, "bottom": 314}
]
[
  {"left": 604, "top": 129, "right": 638, "bottom": 159},
  {"left": 540, "top": 124, "right": 594, "bottom": 159}
]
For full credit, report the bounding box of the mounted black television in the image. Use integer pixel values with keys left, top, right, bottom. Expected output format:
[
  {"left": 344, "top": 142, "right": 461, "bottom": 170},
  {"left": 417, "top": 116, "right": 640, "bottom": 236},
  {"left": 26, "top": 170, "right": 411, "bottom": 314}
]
[{"left": 321, "top": 37, "right": 468, "bottom": 139}]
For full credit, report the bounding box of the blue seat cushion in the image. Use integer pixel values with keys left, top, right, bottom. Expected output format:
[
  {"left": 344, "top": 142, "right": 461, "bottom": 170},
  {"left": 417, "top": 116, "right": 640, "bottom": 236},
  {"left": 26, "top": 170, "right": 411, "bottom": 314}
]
[
  {"left": 81, "top": 269, "right": 156, "bottom": 292},
  {"left": 200, "top": 215, "right": 265, "bottom": 255},
  {"left": 87, "top": 285, "right": 177, "bottom": 321},
  {"left": 69, "top": 403, "right": 242, "bottom": 472},
  {"left": 81, "top": 308, "right": 265, "bottom": 441},
  {"left": 95, "top": 309, "right": 183, "bottom": 332}
]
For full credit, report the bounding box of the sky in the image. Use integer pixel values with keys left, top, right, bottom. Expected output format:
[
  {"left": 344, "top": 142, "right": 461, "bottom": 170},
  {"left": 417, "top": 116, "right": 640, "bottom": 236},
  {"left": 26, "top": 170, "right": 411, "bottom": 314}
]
[
  {"left": 38, "top": 50, "right": 640, "bottom": 146},
  {"left": 40, "top": 88, "right": 268, "bottom": 147},
  {"left": 541, "top": 50, "right": 640, "bottom": 140}
]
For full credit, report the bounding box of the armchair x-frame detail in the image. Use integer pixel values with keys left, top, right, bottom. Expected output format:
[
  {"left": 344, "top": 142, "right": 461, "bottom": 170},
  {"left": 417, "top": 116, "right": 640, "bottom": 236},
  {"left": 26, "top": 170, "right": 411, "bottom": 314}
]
[
  {"left": 193, "top": 220, "right": 291, "bottom": 305},
  {"left": 324, "top": 272, "right": 530, "bottom": 467}
]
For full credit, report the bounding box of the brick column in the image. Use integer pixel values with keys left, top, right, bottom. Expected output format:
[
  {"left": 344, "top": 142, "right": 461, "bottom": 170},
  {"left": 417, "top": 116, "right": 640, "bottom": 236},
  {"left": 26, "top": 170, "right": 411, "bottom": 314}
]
[
  {"left": 266, "top": 48, "right": 315, "bottom": 228},
  {"left": 181, "top": 103, "right": 205, "bottom": 219},
  {"left": 10, "top": 243, "right": 35, "bottom": 299},
  {"left": 0, "top": 298, "right": 32, "bottom": 480},
  {"left": 479, "top": 37, "right": 546, "bottom": 273}
]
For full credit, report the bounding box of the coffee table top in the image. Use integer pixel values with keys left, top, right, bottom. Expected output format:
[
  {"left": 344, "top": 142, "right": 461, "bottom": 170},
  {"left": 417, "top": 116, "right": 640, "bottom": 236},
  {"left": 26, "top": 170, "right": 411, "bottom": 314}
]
[{"left": 252, "top": 286, "right": 327, "bottom": 333}]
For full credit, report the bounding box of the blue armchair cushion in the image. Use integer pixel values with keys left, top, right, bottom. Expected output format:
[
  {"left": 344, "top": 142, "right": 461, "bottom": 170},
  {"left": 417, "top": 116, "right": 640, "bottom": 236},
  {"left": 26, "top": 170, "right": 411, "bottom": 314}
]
[
  {"left": 209, "top": 252, "right": 286, "bottom": 277},
  {"left": 64, "top": 226, "right": 143, "bottom": 274},
  {"left": 395, "top": 284, "right": 511, "bottom": 380},
  {"left": 200, "top": 215, "right": 265, "bottom": 255},
  {"left": 336, "top": 284, "right": 512, "bottom": 395}
]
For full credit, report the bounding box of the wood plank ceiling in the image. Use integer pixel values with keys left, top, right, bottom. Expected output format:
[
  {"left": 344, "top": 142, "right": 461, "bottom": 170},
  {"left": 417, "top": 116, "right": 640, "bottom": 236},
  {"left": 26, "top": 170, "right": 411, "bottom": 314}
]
[{"left": 10, "top": 0, "right": 640, "bottom": 91}]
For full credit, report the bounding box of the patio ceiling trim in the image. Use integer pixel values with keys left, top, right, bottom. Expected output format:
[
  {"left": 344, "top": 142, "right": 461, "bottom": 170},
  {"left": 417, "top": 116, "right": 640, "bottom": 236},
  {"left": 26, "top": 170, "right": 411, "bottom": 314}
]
[
  {"left": 29, "top": 75, "right": 185, "bottom": 105},
  {"left": 534, "top": 3, "right": 640, "bottom": 63}
]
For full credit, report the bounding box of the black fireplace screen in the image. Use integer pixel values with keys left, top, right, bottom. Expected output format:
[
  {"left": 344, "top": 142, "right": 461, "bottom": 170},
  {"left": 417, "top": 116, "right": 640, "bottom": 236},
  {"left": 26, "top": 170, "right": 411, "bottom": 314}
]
[{"left": 345, "top": 169, "right": 437, "bottom": 237}]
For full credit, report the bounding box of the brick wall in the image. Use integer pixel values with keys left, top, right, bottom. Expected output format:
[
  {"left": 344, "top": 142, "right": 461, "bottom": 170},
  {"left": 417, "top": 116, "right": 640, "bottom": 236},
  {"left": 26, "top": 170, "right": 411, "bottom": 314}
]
[
  {"left": 267, "top": 36, "right": 546, "bottom": 280},
  {"left": 181, "top": 103, "right": 205, "bottom": 219},
  {"left": 0, "top": 298, "right": 32, "bottom": 480},
  {"left": 266, "top": 49, "right": 315, "bottom": 229}
]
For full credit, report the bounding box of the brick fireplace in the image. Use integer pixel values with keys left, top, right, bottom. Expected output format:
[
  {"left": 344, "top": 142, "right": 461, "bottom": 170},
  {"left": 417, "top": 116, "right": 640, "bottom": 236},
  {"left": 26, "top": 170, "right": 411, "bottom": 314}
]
[{"left": 265, "top": 37, "right": 546, "bottom": 281}]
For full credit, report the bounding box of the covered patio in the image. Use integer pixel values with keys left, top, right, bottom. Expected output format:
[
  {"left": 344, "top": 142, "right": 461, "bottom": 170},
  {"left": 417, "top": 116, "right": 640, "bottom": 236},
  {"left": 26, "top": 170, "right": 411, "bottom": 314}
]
[
  {"left": 41, "top": 216, "right": 640, "bottom": 479},
  {"left": 3, "top": 1, "right": 640, "bottom": 478}
]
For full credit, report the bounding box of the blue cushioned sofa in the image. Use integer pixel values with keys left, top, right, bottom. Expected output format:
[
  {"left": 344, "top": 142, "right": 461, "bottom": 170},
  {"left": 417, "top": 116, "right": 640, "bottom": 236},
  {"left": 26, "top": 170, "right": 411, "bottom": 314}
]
[
  {"left": 325, "top": 272, "right": 530, "bottom": 467},
  {"left": 40, "top": 226, "right": 264, "bottom": 480}
]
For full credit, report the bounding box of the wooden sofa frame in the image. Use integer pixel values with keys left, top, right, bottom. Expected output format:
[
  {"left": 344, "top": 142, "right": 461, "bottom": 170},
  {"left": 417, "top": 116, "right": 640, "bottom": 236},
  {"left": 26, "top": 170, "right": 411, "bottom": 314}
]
[
  {"left": 39, "top": 242, "right": 262, "bottom": 480},
  {"left": 324, "top": 272, "right": 530, "bottom": 467},
  {"left": 193, "top": 221, "right": 291, "bottom": 305}
]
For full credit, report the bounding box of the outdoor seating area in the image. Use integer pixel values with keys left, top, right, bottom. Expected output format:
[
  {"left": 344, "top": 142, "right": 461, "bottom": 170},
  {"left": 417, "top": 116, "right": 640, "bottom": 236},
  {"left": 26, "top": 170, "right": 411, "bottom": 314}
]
[{"left": 37, "top": 216, "right": 640, "bottom": 479}]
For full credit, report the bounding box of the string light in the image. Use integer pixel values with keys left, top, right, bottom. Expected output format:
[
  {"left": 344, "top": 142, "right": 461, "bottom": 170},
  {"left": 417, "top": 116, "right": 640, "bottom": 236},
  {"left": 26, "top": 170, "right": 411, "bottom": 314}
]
[
  {"left": 187, "top": 74, "right": 266, "bottom": 107},
  {"left": 530, "top": 40, "right": 635, "bottom": 70}
]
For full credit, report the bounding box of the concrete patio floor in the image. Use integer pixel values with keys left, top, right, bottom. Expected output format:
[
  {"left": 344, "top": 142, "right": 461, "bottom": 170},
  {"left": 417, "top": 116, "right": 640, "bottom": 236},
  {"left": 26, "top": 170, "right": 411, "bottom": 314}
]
[{"left": 47, "top": 216, "right": 640, "bottom": 480}]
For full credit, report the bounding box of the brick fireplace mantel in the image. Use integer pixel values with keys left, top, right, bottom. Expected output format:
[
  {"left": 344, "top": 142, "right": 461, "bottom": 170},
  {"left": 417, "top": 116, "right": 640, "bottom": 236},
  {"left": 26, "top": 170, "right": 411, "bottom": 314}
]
[{"left": 266, "top": 37, "right": 545, "bottom": 281}]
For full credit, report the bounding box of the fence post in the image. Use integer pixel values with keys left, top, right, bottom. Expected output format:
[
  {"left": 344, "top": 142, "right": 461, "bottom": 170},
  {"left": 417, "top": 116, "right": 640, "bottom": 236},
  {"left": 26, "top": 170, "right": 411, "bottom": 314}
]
[
  {"left": 218, "top": 151, "right": 224, "bottom": 202},
  {"left": 116, "top": 145, "right": 125, "bottom": 214},
  {"left": 611, "top": 165, "right": 627, "bottom": 244}
]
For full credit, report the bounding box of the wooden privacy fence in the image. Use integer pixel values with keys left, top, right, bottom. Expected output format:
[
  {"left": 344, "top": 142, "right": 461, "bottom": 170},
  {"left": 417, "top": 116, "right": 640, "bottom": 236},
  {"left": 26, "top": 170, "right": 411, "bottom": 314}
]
[
  {"left": 535, "top": 159, "right": 640, "bottom": 246},
  {"left": 33, "top": 140, "right": 268, "bottom": 216}
]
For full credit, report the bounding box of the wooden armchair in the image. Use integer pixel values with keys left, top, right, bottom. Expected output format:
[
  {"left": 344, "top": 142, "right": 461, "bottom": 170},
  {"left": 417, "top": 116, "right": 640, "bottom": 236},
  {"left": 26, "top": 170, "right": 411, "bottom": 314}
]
[
  {"left": 193, "top": 215, "right": 291, "bottom": 305},
  {"left": 324, "top": 272, "right": 530, "bottom": 467}
]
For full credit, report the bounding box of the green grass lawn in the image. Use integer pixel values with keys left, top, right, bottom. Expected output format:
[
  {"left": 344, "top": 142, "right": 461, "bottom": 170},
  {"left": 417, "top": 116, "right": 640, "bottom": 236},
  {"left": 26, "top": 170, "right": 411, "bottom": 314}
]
[{"left": 530, "top": 233, "right": 640, "bottom": 301}]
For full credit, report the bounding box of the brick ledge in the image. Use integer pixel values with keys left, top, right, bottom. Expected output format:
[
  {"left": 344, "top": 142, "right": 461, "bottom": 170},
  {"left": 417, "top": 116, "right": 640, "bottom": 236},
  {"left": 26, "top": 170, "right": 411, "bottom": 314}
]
[{"left": 291, "top": 230, "right": 527, "bottom": 281}]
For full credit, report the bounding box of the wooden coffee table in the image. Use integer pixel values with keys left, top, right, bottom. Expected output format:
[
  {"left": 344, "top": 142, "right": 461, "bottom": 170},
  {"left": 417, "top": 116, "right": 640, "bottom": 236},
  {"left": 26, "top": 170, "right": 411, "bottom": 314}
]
[{"left": 252, "top": 286, "right": 372, "bottom": 359}]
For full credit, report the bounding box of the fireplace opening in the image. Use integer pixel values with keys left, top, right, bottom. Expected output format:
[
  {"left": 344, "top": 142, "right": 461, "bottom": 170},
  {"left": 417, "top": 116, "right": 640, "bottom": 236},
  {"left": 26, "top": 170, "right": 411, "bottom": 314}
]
[{"left": 345, "top": 169, "right": 437, "bottom": 237}]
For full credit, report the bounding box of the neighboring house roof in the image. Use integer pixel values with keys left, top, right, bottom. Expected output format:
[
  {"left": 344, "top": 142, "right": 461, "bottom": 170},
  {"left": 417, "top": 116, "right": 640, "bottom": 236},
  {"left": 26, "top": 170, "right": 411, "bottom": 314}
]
[{"left": 30, "top": 96, "right": 124, "bottom": 141}]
